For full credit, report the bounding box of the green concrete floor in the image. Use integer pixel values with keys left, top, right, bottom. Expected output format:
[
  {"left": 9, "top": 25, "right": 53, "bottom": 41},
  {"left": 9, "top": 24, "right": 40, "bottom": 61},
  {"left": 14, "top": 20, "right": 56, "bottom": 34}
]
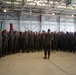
[{"left": 0, "top": 51, "right": 76, "bottom": 75}]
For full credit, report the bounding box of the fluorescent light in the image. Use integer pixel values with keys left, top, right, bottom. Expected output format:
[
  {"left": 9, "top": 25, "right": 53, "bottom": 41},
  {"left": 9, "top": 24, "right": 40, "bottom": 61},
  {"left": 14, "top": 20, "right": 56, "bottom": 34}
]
[
  {"left": 27, "top": 3, "right": 36, "bottom": 5},
  {"left": 49, "top": 1, "right": 53, "bottom": 4},
  {"left": 52, "top": 13, "right": 55, "bottom": 15},
  {"left": 4, "top": 9, "right": 6, "bottom": 12},
  {"left": 6, "top": 2, "right": 11, "bottom": 4},
  {"left": 27, "top": 0, "right": 33, "bottom": 1},
  {"left": 16, "top": 0, "right": 22, "bottom": 1},
  {"left": 14, "top": 2, "right": 20, "bottom": 4},
  {"left": 72, "top": 15, "right": 74, "bottom": 17}
]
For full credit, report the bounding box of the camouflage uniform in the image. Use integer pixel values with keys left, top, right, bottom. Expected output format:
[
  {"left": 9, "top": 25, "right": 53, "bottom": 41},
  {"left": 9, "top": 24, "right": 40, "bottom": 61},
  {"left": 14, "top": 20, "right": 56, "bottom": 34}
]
[
  {"left": 44, "top": 29, "right": 52, "bottom": 59},
  {"left": 2, "top": 30, "right": 8, "bottom": 56},
  {"left": 14, "top": 31, "right": 19, "bottom": 53},
  {"left": 8, "top": 31, "right": 14, "bottom": 54},
  {"left": 0, "top": 30, "right": 2, "bottom": 58}
]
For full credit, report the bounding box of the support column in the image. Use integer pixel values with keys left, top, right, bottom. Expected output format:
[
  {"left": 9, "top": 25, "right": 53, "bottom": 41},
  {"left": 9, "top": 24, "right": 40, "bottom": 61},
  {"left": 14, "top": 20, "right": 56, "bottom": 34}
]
[
  {"left": 57, "top": 16, "right": 60, "bottom": 32},
  {"left": 22, "top": 0, "right": 25, "bottom": 6},
  {"left": 40, "top": 15, "right": 42, "bottom": 32},
  {"left": 11, "top": 0, "right": 14, "bottom": 11},
  {"left": 74, "top": 18, "right": 76, "bottom": 32},
  {"left": 18, "top": 20, "right": 20, "bottom": 31}
]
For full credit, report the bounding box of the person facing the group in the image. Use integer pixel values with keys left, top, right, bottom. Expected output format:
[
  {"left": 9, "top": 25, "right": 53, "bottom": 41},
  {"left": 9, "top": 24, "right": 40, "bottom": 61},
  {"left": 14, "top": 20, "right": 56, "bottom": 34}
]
[{"left": 44, "top": 29, "right": 52, "bottom": 59}]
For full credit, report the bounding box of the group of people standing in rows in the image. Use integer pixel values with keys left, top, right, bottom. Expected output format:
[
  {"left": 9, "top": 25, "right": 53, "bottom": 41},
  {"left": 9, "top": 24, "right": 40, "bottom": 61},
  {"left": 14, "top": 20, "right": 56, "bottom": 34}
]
[{"left": 0, "top": 29, "right": 76, "bottom": 59}]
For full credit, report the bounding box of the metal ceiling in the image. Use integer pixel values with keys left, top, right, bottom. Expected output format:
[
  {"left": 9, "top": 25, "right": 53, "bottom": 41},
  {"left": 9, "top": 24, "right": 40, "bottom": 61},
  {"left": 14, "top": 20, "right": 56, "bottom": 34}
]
[{"left": 0, "top": 0, "right": 76, "bottom": 16}]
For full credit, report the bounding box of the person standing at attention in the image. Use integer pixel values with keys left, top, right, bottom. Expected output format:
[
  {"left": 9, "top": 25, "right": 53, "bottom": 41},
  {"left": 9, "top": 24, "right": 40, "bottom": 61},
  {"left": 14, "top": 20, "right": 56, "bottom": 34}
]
[{"left": 44, "top": 29, "right": 52, "bottom": 59}]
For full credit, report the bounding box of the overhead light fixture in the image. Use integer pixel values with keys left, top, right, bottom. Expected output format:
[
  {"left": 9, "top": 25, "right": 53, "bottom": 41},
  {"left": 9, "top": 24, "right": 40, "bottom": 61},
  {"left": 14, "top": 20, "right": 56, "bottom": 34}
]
[
  {"left": 14, "top": 2, "right": 20, "bottom": 4},
  {"left": 4, "top": 9, "right": 6, "bottom": 12},
  {"left": 49, "top": 1, "right": 53, "bottom": 4},
  {"left": 6, "top": 2, "right": 11, "bottom": 4},
  {"left": 35, "top": 0, "right": 42, "bottom": 5},
  {"left": 52, "top": 13, "right": 55, "bottom": 15},
  {"left": 27, "top": 0, "right": 33, "bottom": 1},
  {"left": 36, "top": 1, "right": 40, "bottom": 5},
  {"left": 72, "top": 15, "right": 74, "bottom": 17},
  {"left": 28, "top": 3, "right": 36, "bottom": 5},
  {"left": 16, "top": 0, "right": 22, "bottom": 1}
]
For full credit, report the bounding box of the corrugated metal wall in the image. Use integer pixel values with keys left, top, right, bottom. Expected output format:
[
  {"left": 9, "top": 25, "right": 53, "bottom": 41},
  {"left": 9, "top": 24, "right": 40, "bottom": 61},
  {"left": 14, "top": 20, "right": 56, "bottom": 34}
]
[{"left": 0, "top": 13, "right": 75, "bottom": 32}]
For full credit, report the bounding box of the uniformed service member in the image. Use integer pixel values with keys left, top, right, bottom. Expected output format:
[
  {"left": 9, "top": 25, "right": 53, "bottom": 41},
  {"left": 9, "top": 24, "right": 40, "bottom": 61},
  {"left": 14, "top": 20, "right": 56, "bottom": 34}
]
[
  {"left": 44, "top": 29, "right": 52, "bottom": 59},
  {"left": 2, "top": 30, "right": 8, "bottom": 56},
  {"left": 0, "top": 30, "right": 2, "bottom": 58},
  {"left": 8, "top": 30, "right": 14, "bottom": 54}
]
